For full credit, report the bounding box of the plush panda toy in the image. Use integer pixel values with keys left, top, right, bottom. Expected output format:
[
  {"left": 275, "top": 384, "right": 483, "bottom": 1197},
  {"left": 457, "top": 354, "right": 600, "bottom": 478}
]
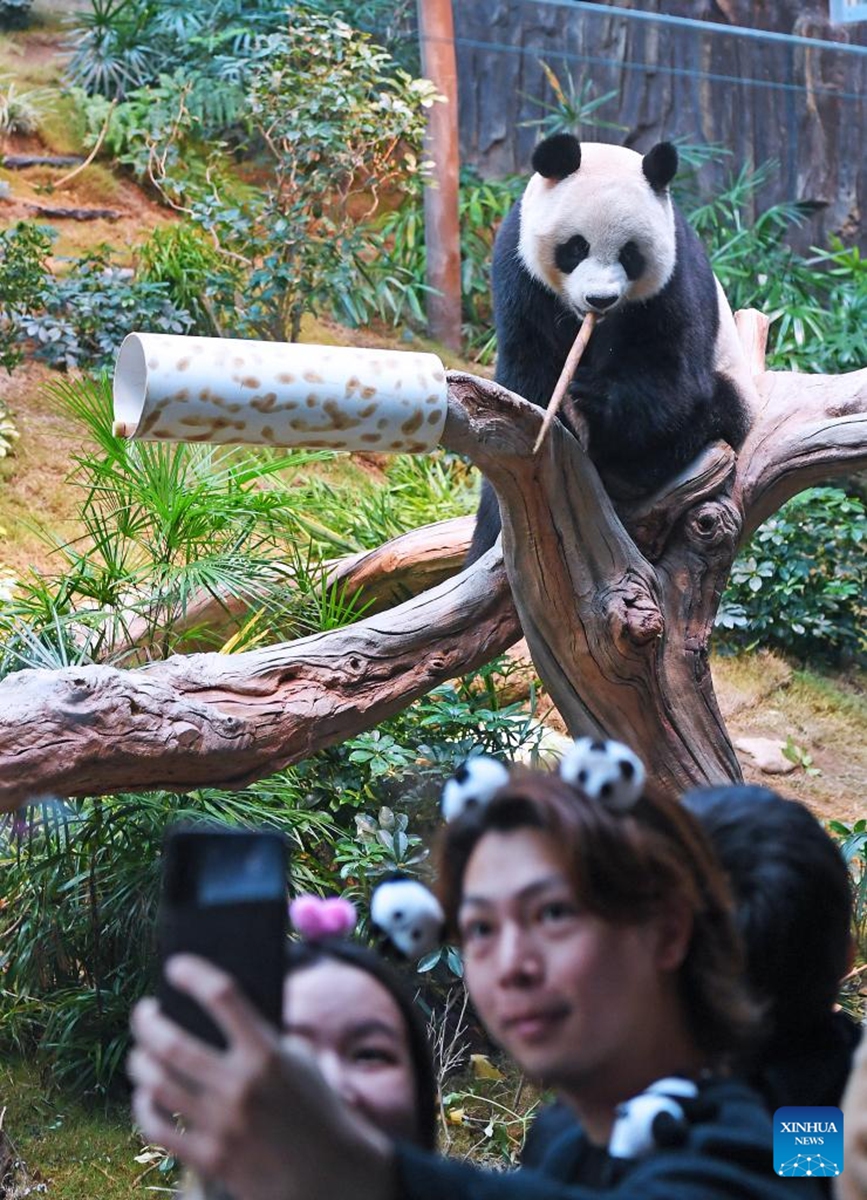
[
  {"left": 467, "top": 133, "right": 750, "bottom": 561},
  {"left": 370, "top": 874, "right": 444, "bottom": 959},
  {"left": 559, "top": 737, "right": 645, "bottom": 812}
]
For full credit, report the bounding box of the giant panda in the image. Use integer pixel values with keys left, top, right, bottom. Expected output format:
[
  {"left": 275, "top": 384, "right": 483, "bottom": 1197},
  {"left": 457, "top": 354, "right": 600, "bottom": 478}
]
[{"left": 466, "top": 133, "right": 751, "bottom": 563}]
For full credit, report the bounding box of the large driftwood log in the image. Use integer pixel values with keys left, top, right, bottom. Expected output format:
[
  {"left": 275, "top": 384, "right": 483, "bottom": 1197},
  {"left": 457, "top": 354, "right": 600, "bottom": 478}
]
[
  {"left": 0, "top": 311, "right": 864, "bottom": 806},
  {"left": 441, "top": 316, "right": 866, "bottom": 797},
  {"left": 0, "top": 550, "right": 517, "bottom": 807}
]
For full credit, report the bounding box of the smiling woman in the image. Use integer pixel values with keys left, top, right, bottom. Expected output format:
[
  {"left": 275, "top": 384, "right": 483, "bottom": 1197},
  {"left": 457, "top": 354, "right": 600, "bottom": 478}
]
[{"left": 282, "top": 939, "right": 437, "bottom": 1151}]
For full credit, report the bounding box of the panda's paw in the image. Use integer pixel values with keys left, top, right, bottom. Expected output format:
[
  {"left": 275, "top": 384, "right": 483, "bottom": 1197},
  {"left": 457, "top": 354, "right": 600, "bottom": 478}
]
[
  {"left": 441, "top": 756, "right": 510, "bottom": 822},
  {"left": 559, "top": 737, "right": 645, "bottom": 811}
]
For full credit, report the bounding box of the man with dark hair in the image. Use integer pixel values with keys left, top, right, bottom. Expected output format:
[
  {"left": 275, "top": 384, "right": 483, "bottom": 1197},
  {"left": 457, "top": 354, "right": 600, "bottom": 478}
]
[{"left": 522, "top": 783, "right": 860, "bottom": 1167}]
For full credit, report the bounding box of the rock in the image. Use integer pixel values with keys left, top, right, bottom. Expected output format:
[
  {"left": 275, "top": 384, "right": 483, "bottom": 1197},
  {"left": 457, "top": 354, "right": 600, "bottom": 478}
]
[{"left": 734, "top": 736, "right": 798, "bottom": 775}]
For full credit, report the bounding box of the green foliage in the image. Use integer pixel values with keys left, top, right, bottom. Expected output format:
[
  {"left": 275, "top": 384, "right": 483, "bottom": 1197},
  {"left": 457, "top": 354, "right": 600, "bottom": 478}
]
[
  {"left": 0, "top": 226, "right": 193, "bottom": 373},
  {"left": 0, "top": 376, "right": 476, "bottom": 676},
  {"left": 304, "top": 0, "right": 419, "bottom": 72},
  {"left": 0, "top": 375, "right": 340, "bottom": 669},
  {"left": 136, "top": 222, "right": 234, "bottom": 337},
  {"left": 0, "top": 76, "right": 53, "bottom": 135},
  {"left": 0, "top": 786, "right": 341, "bottom": 1097},
  {"left": 686, "top": 162, "right": 866, "bottom": 373},
  {"left": 64, "top": 0, "right": 288, "bottom": 103},
  {"left": 64, "top": 0, "right": 156, "bottom": 99},
  {"left": 716, "top": 488, "right": 866, "bottom": 664},
  {"left": 828, "top": 818, "right": 867, "bottom": 966},
  {"left": 0, "top": 0, "right": 32, "bottom": 29},
  {"left": 285, "top": 450, "right": 477, "bottom": 557},
  {"left": 521, "top": 60, "right": 625, "bottom": 140},
  {"left": 20, "top": 248, "right": 193, "bottom": 371},
  {"left": 231, "top": 11, "right": 437, "bottom": 340},
  {"left": 370, "top": 168, "right": 524, "bottom": 359},
  {"left": 107, "top": 7, "right": 438, "bottom": 342},
  {"left": 0, "top": 221, "right": 55, "bottom": 373}
]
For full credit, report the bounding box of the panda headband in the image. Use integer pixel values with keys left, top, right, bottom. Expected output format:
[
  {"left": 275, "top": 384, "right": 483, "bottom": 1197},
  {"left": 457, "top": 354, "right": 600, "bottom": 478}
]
[
  {"left": 440, "top": 737, "right": 646, "bottom": 825},
  {"left": 361, "top": 739, "right": 645, "bottom": 960}
]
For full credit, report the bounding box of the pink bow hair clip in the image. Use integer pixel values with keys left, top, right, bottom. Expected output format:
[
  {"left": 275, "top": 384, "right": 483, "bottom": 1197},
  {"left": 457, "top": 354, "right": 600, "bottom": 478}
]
[{"left": 290, "top": 894, "right": 358, "bottom": 941}]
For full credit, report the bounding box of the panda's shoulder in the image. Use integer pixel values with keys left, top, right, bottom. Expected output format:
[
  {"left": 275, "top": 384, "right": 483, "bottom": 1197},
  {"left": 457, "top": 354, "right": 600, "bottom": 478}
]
[
  {"left": 492, "top": 198, "right": 525, "bottom": 284},
  {"left": 671, "top": 203, "right": 714, "bottom": 275}
]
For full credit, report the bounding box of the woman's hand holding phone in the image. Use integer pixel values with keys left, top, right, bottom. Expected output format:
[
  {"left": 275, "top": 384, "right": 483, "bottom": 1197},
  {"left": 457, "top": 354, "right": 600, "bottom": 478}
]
[{"left": 128, "top": 955, "right": 397, "bottom": 1200}]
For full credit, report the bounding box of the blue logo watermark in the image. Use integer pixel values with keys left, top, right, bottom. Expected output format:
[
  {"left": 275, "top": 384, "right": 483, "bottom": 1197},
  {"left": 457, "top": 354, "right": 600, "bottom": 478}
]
[{"left": 774, "top": 1106, "right": 844, "bottom": 1178}]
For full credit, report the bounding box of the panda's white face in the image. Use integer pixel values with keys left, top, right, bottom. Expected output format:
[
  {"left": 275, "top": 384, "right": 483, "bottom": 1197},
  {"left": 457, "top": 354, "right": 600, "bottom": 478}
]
[{"left": 518, "top": 141, "right": 677, "bottom": 318}]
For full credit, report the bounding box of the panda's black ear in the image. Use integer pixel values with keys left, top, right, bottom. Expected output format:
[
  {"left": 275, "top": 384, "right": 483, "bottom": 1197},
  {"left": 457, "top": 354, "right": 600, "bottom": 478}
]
[
  {"left": 642, "top": 142, "right": 678, "bottom": 192},
  {"left": 532, "top": 134, "right": 581, "bottom": 181}
]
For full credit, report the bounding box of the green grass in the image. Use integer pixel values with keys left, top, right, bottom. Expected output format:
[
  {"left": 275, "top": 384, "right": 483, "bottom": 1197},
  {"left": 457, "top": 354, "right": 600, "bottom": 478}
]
[{"left": 0, "top": 1058, "right": 159, "bottom": 1200}]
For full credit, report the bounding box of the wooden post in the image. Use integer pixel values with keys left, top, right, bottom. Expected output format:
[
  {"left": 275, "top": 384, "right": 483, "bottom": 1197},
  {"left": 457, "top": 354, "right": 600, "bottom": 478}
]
[{"left": 417, "top": 0, "right": 462, "bottom": 352}]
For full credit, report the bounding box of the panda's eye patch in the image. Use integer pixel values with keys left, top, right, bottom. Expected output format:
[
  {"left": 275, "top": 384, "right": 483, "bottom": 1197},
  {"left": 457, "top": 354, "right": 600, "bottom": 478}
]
[
  {"left": 619, "top": 241, "right": 645, "bottom": 281},
  {"left": 555, "top": 234, "right": 589, "bottom": 274}
]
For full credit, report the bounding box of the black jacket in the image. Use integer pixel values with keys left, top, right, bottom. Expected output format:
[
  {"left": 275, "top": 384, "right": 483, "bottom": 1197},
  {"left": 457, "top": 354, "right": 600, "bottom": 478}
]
[{"left": 395, "top": 1076, "right": 824, "bottom": 1200}]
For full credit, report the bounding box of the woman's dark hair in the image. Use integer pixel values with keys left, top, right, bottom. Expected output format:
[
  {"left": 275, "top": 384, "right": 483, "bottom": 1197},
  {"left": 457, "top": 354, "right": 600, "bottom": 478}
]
[
  {"left": 284, "top": 939, "right": 437, "bottom": 1150},
  {"left": 682, "top": 784, "right": 852, "bottom": 1045},
  {"left": 436, "top": 769, "right": 761, "bottom": 1066}
]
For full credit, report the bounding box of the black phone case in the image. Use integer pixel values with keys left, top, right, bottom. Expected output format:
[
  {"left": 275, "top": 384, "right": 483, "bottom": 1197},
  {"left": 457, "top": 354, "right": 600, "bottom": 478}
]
[{"left": 157, "top": 826, "right": 288, "bottom": 1048}]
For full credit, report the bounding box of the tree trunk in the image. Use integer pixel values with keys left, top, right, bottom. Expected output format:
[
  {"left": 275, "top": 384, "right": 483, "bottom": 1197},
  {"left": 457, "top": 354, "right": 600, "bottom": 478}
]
[{"left": 417, "top": 0, "right": 463, "bottom": 349}]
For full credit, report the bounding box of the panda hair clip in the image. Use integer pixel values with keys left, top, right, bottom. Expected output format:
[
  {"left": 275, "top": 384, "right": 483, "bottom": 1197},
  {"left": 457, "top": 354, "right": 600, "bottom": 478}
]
[
  {"left": 441, "top": 755, "right": 510, "bottom": 823},
  {"left": 370, "top": 874, "right": 445, "bottom": 960},
  {"left": 559, "top": 737, "right": 645, "bottom": 812}
]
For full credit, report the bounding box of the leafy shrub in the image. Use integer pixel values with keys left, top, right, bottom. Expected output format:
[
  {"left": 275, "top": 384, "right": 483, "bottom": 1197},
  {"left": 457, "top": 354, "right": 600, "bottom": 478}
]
[
  {"left": 0, "top": 786, "right": 342, "bottom": 1096},
  {"left": 0, "top": 0, "right": 32, "bottom": 30},
  {"left": 371, "top": 168, "right": 524, "bottom": 359},
  {"left": 66, "top": 0, "right": 296, "bottom": 108},
  {"left": 233, "top": 11, "right": 437, "bottom": 341},
  {"left": 20, "top": 249, "right": 193, "bottom": 371},
  {"left": 688, "top": 163, "right": 867, "bottom": 373},
  {"left": 306, "top": 0, "right": 419, "bottom": 72},
  {"left": 137, "top": 222, "right": 235, "bottom": 337},
  {"left": 0, "top": 225, "right": 196, "bottom": 373},
  {"left": 716, "top": 488, "right": 866, "bottom": 664},
  {"left": 0, "top": 375, "right": 339, "bottom": 670},
  {"left": 0, "top": 77, "right": 52, "bottom": 135},
  {"left": 0, "top": 221, "right": 55, "bottom": 373},
  {"left": 109, "top": 7, "right": 438, "bottom": 342}
]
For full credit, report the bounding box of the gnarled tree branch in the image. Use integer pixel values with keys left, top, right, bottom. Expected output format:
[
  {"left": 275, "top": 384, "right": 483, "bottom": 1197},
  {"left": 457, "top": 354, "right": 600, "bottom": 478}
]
[
  {"left": 0, "top": 548, "right": 517, "bottom": 807},
  {"left": 0, "top": 310, "right": 864, "bottom": 805}
]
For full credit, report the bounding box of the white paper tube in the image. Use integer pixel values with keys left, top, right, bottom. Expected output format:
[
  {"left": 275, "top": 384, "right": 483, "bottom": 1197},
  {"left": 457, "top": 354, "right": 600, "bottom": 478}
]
[{"left": 112, "top": 333, "right": 449, "bottom": 453}]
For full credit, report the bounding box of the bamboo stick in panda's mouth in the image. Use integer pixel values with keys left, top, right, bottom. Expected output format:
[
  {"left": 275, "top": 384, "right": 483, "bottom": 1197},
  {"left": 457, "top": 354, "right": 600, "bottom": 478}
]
[{"left": 532, "top": 312, "right": 597, "bottom": 455}]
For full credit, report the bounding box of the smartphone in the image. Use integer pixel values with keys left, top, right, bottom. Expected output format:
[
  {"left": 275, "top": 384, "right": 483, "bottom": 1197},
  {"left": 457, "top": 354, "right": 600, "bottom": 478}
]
[{"left": 157, "top": 824, "right": 288, "bottom": 1049}]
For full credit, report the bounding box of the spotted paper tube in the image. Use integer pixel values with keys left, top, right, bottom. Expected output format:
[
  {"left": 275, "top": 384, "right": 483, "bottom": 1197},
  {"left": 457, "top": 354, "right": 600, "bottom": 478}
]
[{"left": 112, "top": 333, "right": 449, "bottom": 453}]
